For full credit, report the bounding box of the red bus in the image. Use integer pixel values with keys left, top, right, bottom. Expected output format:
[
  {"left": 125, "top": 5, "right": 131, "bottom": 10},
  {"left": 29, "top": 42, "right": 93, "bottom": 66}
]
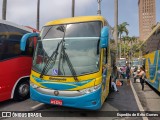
[{"left": 0, "top": 20, "right": 38, "bottom": 102}]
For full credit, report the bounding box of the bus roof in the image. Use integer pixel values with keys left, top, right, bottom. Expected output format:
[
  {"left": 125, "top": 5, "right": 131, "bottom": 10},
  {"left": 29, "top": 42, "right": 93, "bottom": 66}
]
[
  {"left": 45, "top": 16, "right": 108, "bottom": 26},
  {"left": 0, "top": 19, "right": 32, "bottom": 32},
  {"left": 138, "top": 22, "right": 160, "bottom": 49}
]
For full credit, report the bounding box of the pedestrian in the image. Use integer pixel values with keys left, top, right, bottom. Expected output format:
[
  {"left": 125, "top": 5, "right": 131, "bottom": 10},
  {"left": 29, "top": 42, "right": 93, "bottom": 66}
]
[
  {"left": 133, "top": 66, "right": 139, "bottom": 83},
  {"left": 137, "top": 67, "right": 145, "bottom": 90},
  {"left": 111, "top": 66, "right": 119, "bottom": 92},
  {"left": 126, "top": 63, "right": 131, "bottom": 85},
  {"left": 119, "top": 67, "right": 125, "bottom": 79}
]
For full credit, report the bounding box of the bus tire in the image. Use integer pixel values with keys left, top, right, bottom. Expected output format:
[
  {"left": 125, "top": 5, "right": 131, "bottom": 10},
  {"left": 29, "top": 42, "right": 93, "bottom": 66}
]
[{"left": 13, "top": 79, "right": 30, "bottom": 101}]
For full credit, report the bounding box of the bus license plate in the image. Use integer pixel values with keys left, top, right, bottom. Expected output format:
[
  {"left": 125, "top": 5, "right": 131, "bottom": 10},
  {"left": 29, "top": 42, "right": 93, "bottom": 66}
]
[{"left": 50, "top": 99, "right": 63, "bottom": 106}]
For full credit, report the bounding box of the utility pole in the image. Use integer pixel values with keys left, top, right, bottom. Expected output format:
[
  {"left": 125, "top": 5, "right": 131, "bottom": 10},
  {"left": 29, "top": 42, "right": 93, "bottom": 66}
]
[
  {"left": 114, "top": 0, "right": 118, "bottom": 59},
  {"left": 72, "top": 0, "right": 75, "bottom": 17},
  {"left": 2, "top": 0, "right": 7, "bottom": 20},
  {"left": 36, "top": 0, "right": 40, "bottom": 30},
  {"left": 97, "top": 0, "right": 102, "bottom": 15}
]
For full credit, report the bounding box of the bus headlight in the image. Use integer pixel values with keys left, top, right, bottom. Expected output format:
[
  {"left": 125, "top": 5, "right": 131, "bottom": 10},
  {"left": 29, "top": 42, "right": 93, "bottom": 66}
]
[
  {"left": 30, "top": 82, "right": 39, "bottom": 89},
  {"left": 79, "top": 84, "right": 101, "bottom": 94}
]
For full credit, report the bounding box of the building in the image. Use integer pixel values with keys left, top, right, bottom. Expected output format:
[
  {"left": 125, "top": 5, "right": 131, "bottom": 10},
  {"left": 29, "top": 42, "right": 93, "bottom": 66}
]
[{"left": 138, "top": 0, "right": 156, "bottom": 41}]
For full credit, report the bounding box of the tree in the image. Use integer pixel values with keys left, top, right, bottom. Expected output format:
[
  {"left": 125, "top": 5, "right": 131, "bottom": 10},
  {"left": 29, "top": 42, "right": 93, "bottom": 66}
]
[
  {"left": 118, "top": 22, "right": 129, "bottom": 58},
  {"left": 128, "top": 36, "right": 137, "bottom": 60},
  {"left": 2, "top": 0, "right": 7, "bottom": 20},
  {"left": 121, "top": 36, "right": 129, "bottom": 57}
]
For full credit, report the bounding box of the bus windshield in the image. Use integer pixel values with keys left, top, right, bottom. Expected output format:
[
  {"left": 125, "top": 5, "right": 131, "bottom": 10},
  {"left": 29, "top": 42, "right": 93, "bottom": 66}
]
[{"left": 33, "top": 21, "right": 101, "bottom": 76}]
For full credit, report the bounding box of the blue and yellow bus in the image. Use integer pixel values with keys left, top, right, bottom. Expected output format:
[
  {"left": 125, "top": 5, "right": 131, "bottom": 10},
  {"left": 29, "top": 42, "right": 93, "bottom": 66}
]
[
  {"left": 20, "top": 16, "right": 114, "bottom": 110},
  {"left": 139, "top": 23, "right": 160, "bottom": 93}
]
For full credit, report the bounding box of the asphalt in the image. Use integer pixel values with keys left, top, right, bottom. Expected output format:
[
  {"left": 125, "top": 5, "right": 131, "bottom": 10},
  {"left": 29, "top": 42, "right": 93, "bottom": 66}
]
[{"left": 105, "top": 81, "right": 140, "bottom": 111}]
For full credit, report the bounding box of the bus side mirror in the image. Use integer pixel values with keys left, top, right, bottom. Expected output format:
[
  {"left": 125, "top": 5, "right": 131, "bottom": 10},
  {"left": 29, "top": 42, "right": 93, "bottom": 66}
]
[
  {"left": 20, "top": 33, "right": 39, "bottom": 51},
  {"left": 100, "top": 26, "right": 109, "bottom": 48}
]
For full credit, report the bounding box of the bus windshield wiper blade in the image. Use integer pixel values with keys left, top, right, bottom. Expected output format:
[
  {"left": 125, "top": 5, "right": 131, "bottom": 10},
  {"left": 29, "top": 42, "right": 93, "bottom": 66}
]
[
  {"left": 58, "top": 44, "right": 79, "bottom": 82},
  {"left": 40, "top": 41, "right": 62, "bottom": 78},
  {"left": 56, "top": 25, "right": 78, "bottom": 82}
]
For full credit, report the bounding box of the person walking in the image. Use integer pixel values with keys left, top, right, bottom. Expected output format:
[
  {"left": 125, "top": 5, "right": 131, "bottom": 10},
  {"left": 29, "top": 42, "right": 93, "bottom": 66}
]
[
  {"left": 137, "top": 67, "right": 145, "bottom": 90},
  {"left": 126, "top": 63, "right": 131, "bottom": 85}
]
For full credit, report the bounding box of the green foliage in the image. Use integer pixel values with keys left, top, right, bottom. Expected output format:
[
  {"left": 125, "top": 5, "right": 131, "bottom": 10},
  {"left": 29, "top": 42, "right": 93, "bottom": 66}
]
[
  {"left": 118, "top": 22, "right": 129, "bottom": 37},
  {"left": 121, "top": 36, "right": 142, "bottom": 58},
  {"left": 114, "top": 21, "right": 142, "bottom": 59}
]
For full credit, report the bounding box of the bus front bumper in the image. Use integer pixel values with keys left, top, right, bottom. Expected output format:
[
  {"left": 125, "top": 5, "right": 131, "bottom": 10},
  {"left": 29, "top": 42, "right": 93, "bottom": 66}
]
[{"left": 30, "top": 86, "right": 102, "bottom": 110}]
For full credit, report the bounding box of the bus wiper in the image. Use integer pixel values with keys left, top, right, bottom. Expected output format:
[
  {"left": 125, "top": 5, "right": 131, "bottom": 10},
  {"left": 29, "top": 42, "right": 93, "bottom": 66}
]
[
  {"left": 58, "top": 42, "right": 79, "bottom": 82},
  {"left": 40, "top": 41, "right": 62, "bottom": 78},
  {"left": 57, "top": 26, "right": 78, "bottom": 82},
  {"left": 42, "top": 26, "right": 53, "bottom": 39},
  {"left": 40, "top": 25, "right": 65, "bottom": 78}
]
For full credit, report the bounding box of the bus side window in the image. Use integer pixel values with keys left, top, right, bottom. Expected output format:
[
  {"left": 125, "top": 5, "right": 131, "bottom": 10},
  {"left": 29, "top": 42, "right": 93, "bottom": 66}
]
[
  {"left": 0, "top": 36, "right": 7, "bottom": 60},
  {"left": 3, "top": 35, "right": 21, "bottom": 60}
]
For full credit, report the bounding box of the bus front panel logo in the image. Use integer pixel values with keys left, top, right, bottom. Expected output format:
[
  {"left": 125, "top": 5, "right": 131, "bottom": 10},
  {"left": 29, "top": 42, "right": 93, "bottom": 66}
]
[
  {"left": 52, "top": 69, "right": 58, "bottom": 75},
  {"left": 54, "top": 90, "right": 59, "bottom": 96}
]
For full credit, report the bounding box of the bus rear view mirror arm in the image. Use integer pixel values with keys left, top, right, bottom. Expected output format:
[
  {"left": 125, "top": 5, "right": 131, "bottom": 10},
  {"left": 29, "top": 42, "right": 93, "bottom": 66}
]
[
  {"left": 100, "top": 26, "right": 109, "bottom": 48},
  {"left": 20, "top": 33, "right": 39, "bottom": 51}
]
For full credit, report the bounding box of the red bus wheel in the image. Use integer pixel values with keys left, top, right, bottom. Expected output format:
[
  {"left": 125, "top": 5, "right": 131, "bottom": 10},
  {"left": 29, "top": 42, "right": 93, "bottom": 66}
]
[{"left": 13, "top": 80, "right": 30, "bottom": 101}]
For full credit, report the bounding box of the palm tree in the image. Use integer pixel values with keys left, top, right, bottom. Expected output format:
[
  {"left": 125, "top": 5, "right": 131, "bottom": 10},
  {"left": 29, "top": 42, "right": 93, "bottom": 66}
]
[
  {"left": 121, "top": 36, "right": 128, "bottom": 57},
  {"left": 128, "top": 36, "right": 137, "bottom": 60},
  {"left": 132, "top": 36, "right": 137, "bottom": 43},
  {"left": 118, "top": 22, "right": 129, "bottom": 58},
  {"left": 36, "top": 0, "right": 40, "bottom": 30},
  {"left": 2, "top": 0, "right": 7, "bottom": 20}
]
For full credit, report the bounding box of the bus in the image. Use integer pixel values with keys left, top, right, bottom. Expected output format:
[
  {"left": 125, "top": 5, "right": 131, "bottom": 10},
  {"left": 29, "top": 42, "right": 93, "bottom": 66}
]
[
  {"left": 0, "top": 20, "right": 38, "bottom": 102},
  {"left": 131, "top": 58, "right": 143, "bottom": 71},
  {"left": 20, "top": 16, "right": 113, "bottom": 110},
  {"left": 116, "top": 58, "right": 126, "bottom": 68},
  {"left": 139, "top": 22, "right": 160, "bottom": 93}
]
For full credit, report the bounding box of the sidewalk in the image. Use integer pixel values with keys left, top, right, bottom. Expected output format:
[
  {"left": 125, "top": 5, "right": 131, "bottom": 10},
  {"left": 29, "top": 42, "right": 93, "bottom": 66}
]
[
  {"left": 131, "top": 78, "right": 160, "bottom": 111},
  {"left": 131, "top": 78, "right": 160, "bottom": 120}
]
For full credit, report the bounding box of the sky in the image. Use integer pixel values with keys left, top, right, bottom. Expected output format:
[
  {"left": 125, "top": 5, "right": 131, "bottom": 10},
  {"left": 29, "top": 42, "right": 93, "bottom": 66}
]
[{"left": 0, "top": 0, "right": 160, "bottom": 37}]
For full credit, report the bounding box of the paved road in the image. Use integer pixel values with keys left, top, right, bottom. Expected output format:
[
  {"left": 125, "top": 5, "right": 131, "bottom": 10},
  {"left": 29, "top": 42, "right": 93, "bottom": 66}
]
[{"left": 1, "top": 78, "right": 159, "bottom": 120}]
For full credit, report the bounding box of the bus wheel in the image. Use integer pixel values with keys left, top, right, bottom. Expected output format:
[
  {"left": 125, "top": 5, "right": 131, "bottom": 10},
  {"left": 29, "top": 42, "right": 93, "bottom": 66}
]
[{"left": 13, "top": 80, "right": 30, "bottom": 101}]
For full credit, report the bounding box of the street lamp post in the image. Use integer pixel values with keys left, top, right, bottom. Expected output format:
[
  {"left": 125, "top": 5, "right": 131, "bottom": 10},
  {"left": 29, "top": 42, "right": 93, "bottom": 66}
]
[
  {"left": 97, "top": 0, "right": 102, "bottom": 15},
  {"left": 114, "top": 0, "right": 118, "bottom": 59},
  {"left": 72, "top": 0, "right": 75, "bottom": 17},
  {"left": 36, "top": 0, "right": 40, "bottom": 30},
  {"left": 2, "top": 0, "right": 7, "bottom": 20}
]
